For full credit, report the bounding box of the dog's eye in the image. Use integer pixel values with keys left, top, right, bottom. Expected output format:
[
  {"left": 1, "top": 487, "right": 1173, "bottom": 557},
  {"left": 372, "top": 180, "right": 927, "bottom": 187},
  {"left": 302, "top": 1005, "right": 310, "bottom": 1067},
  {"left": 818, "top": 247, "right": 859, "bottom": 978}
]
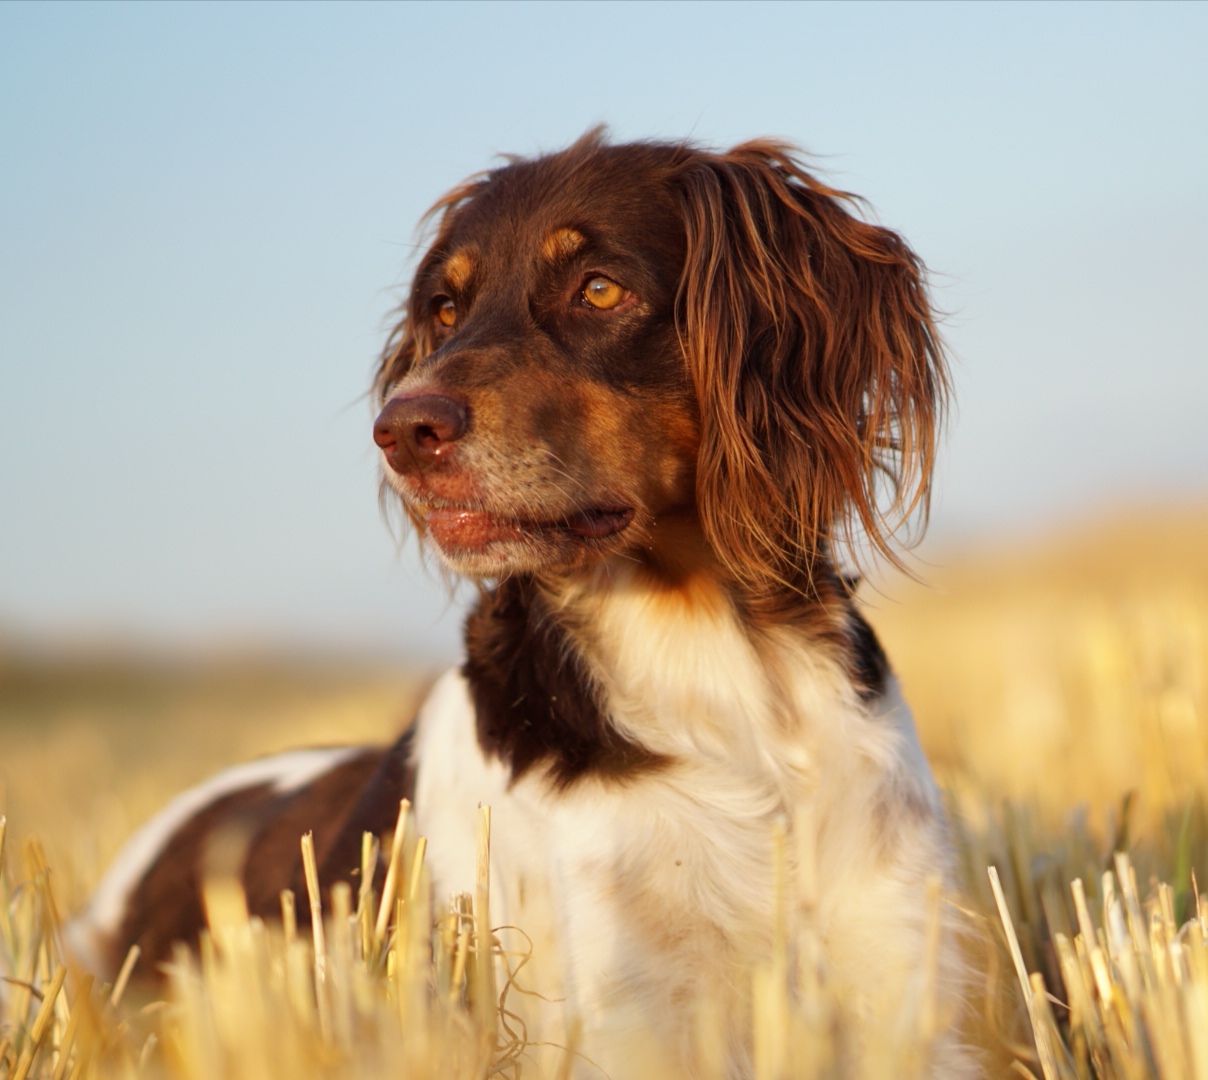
[
  {"left": 434, "top": 298, "right": 457, "bottom": 327},
  {"left": 582, "top": 276, "right": 625, "bottom": 311}
]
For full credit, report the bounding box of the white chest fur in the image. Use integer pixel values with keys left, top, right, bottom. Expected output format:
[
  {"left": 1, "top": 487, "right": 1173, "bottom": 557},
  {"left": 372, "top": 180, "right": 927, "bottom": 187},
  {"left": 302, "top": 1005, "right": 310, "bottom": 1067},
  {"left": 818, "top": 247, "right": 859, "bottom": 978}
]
[{"left": 411, "top": 570, "right": 971, "bottom": 1076}]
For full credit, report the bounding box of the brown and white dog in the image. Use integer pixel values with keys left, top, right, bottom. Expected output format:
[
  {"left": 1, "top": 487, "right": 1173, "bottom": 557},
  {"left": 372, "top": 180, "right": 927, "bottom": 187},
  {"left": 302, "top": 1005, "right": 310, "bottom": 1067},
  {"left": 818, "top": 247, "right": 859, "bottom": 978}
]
[{"left": 73, "top": 131, "right": 976, "bottom": 1077}]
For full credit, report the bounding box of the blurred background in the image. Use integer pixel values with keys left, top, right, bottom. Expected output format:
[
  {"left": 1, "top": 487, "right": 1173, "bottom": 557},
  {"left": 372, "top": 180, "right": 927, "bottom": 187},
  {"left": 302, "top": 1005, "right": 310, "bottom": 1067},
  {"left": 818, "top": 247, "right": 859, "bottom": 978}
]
[
  {"left": 4, "top": 0, "right": 1206, "bottom": 661},
  {"left": 2, "top": 2, "right": 1207, "bottom": 909}
]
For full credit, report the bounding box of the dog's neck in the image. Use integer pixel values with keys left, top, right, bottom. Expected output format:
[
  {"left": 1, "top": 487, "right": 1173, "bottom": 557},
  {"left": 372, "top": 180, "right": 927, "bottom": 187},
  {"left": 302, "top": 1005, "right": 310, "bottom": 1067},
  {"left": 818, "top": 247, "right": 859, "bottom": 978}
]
[{"left": 460, "top": 529, "right": 889, "bottom": 789}]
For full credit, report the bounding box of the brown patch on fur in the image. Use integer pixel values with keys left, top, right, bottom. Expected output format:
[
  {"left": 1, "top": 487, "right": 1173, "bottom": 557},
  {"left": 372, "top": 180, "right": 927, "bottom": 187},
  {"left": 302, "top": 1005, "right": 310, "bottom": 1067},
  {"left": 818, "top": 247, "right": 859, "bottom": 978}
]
[
  {"left": 631, "top": 512, "right": 726, "bottom": 593},
  {"left": 110, "top": 730, "right": 417, "bottom": 979},
  {"left": 845, "top": 606, "right": 890, "bottom": 703},
  {"left": 442, "top": 248, "right": 476, "bottom": 292},
  {"left": 554, "top": 380, "right": 698, "bottom": 531},
  {"left": 540, "top": 226, "right": 587, "bottom": 262},
  {"left": 322, "top": 727, "right": 418, "bottom": 872},
  {"left": 738, "top": 560, "right": 889, "bottom": 704},
  {"left": 463, "top": 577, "right": 668, "bottom": 787}
]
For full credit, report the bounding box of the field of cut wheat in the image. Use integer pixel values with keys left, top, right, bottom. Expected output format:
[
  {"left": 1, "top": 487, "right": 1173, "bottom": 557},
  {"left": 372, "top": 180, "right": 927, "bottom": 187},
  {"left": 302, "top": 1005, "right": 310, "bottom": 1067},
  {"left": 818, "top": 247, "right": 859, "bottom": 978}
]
[{"left": 2, "top": 508, "right": 1207, "bottom": 1079}]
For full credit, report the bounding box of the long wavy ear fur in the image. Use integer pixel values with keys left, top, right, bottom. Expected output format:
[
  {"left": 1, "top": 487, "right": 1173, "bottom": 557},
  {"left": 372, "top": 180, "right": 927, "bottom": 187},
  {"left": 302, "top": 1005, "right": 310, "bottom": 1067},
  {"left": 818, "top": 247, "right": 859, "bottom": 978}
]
[{"left": 676, "top": 141, "right": 949, "bottom": 595}]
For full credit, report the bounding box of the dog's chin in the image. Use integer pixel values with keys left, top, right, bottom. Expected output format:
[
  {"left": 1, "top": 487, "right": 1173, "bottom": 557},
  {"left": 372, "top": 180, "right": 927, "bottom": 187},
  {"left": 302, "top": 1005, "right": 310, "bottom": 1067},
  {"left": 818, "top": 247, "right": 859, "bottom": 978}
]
[{"left": 418, "top": 505, "right": 637, "bottom": 579}]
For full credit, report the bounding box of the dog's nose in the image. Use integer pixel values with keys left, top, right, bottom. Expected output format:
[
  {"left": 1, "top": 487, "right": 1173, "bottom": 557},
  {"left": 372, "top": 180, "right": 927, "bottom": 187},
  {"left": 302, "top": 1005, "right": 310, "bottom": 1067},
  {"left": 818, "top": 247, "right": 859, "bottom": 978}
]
[{"left": 373, "top": 393, "right": 469, "bottom": 472}]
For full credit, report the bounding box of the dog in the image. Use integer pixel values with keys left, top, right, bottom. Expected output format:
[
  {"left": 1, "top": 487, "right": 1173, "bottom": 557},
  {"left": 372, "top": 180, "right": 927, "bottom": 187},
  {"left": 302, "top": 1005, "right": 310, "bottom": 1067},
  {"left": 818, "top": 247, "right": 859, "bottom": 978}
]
[{"left": 72, "top": 130, "right": 977, "bottom": 1077}]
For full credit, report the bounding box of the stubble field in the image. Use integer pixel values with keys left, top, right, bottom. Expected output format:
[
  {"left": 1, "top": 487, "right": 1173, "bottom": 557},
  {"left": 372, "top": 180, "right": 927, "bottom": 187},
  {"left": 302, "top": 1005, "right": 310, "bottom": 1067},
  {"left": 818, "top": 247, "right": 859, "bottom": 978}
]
[{"left": 2, "top": 507, "right": 1207, "bottom": 1079}]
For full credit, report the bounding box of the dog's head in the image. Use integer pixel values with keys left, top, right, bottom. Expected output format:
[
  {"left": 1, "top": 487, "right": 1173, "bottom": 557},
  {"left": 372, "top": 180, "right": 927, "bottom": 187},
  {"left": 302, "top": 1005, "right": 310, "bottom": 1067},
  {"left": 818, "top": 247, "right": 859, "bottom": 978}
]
[{"left": 374, "top": 130, "right": 947, "bottom": 594}]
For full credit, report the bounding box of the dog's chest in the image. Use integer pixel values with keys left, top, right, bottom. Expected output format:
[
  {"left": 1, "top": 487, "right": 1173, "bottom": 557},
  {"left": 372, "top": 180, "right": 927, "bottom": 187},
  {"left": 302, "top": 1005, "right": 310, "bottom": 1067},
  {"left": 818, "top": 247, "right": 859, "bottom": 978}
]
[
  {"left": 413, "top": 660, "right": 788, "bottom": 922},
  {"left": 412, "top": 671, "right": 789, "bottom": 1049},
  {"left": 412, "top": 581, "right": 902, "bottom": 1017}
]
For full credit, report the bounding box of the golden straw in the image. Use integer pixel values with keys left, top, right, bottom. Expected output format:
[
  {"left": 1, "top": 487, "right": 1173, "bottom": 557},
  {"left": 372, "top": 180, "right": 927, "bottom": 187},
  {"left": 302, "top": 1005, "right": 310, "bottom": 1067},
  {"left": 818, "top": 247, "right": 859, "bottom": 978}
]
[{"left": 374, "top": 799, "right": 410, "bottom": 950}]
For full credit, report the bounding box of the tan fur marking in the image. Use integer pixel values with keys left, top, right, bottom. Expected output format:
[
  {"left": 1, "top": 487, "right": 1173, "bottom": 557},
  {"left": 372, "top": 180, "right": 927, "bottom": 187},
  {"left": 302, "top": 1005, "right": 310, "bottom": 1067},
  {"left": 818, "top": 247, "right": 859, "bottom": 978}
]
[
  {"left": 540, "top": 227, "right": 587, "bottom": 262},
  {"left": 443, "top": 248, "right": 476, "bottom": 291}
]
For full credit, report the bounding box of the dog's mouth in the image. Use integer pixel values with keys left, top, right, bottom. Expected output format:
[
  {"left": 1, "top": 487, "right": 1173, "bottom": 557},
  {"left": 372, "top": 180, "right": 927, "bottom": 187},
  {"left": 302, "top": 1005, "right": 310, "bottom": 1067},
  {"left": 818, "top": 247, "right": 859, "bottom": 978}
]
[{"left": 423, "top": 504, "right": 635, "bottom": 554}]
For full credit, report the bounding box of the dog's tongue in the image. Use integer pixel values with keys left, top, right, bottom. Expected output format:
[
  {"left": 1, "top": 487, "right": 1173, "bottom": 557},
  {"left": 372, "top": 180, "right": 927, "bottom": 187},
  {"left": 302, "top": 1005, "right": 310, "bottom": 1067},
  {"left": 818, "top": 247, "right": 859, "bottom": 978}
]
[{"left": 565, "top": 508, "right": 635, "bottom": 539}]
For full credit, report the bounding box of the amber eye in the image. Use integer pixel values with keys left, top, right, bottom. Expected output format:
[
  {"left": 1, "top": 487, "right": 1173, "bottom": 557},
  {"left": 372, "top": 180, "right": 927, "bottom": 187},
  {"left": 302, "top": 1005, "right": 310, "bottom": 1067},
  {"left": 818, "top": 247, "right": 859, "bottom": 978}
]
[
  {"left": 434, "top": 298, "right": 457, "bottom": 327},
  {"left": 582, "top": 276, "right": 625, "bottom": 310}
]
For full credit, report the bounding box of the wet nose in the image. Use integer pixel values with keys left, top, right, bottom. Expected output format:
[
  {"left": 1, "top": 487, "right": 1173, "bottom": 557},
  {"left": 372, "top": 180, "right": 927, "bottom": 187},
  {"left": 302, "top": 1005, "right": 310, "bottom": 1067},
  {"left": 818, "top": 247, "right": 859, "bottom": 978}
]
[{"left": 373, "top": 393, "right": 468, "bottom": 473}]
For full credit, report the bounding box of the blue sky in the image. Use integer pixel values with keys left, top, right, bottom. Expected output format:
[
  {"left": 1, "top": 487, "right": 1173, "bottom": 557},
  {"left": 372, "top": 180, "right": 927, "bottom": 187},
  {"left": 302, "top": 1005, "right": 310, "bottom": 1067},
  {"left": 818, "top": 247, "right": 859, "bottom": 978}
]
[{"left": 2, "top": 1, "right": 1206, "bottom": 660}]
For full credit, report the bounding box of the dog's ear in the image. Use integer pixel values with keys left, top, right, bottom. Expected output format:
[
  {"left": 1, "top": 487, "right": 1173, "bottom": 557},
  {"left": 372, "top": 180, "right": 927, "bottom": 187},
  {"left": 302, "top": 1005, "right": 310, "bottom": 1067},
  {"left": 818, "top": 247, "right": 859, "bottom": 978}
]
[
  {"left": 676, "top": 141, "right": 949, "bottom": 595},
  {"left": 374, "top": 175, "right": 489, "bottom": 402}
]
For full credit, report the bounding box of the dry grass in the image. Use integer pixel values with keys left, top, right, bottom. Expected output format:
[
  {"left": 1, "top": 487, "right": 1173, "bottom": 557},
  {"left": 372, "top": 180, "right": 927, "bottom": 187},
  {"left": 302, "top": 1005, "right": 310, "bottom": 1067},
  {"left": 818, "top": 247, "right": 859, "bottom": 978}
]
[{"left": 2, "top": 506, "right": 1208, "bottom": 1078}]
